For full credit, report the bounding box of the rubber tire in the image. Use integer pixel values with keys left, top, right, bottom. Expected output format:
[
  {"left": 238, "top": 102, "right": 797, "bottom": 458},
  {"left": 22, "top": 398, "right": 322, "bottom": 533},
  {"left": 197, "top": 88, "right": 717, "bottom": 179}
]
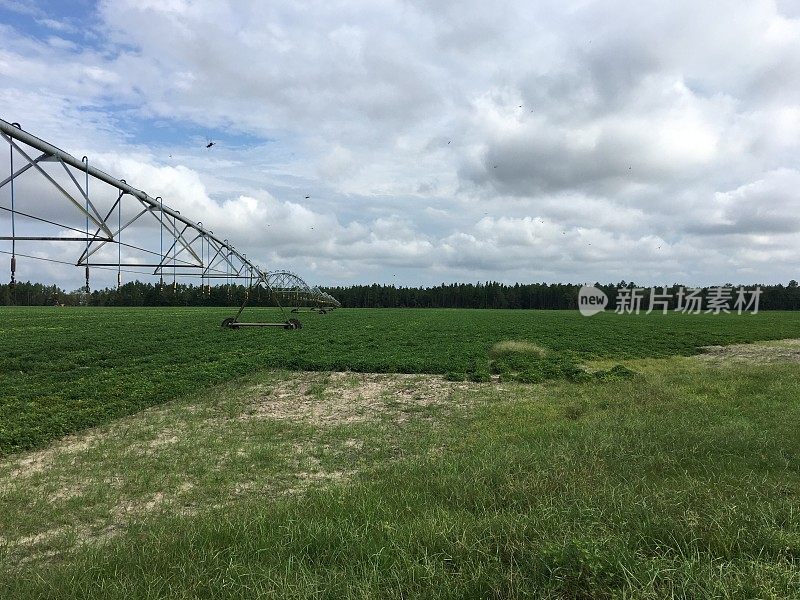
[{"left": 221, "top": 317, "right": 236, "bottom": 328}]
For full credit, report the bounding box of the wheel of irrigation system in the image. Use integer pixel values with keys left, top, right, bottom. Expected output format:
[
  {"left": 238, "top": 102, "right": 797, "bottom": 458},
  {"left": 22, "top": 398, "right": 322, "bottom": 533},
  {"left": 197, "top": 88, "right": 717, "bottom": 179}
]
[
  {"left": 284, "top": 318, "right": 302, "bottom": 330},
  {"left": 318, "top": 309, "right": 327, "bottom": 315},
  {"left": 221, "top": 317, "right": 236, "bottom": 328}
]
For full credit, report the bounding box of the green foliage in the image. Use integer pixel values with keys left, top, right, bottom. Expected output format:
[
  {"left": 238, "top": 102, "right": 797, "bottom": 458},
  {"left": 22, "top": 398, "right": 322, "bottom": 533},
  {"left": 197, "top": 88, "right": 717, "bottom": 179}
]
[
  {"left": 467, "top": 369, "right": 491, "bottom": 383},
  {"left": 2, "top": 307, "right": 800, "bottom": 455},
  {"left": 594, "top": 364, "right": 637, "bottom": 381},
  {"left": 538, "top": 541, "right": 625, "bottom": 596},
  {"left": 490, "top": 343, "right": 591, "bottom": 383},
  {"left": 445, "top": 371, "right": 466, "bottom": 381}
]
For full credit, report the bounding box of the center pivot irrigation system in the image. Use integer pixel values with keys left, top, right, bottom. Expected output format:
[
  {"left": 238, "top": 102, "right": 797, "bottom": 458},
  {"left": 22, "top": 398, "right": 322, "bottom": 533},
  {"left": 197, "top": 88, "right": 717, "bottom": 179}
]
[{"left": 0, "top": 117, "right": 339, "bottom": 329}]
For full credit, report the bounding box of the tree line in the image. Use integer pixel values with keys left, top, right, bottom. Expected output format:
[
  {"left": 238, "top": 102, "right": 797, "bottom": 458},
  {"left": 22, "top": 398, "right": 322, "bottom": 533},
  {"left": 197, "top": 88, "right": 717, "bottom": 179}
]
[
  {"left": 2, "top": 279, "right": 800, "bottom": 310},
  {"left": 324, "top": 281, "right": 800, "bottom": 310}
]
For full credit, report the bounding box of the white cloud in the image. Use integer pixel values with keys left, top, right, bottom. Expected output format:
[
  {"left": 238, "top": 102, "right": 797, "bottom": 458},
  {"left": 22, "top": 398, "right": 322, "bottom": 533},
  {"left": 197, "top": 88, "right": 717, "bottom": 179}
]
[{"left": 1, "top": 0, "right": 799, "bottom": 288}]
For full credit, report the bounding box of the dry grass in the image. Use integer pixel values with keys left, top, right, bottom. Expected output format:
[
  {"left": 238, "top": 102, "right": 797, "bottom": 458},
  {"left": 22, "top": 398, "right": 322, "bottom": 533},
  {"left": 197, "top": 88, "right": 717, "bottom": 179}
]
[
  {"left": 697, "top": 338, "right": 800, "bottom": 364},
  {"left": 488, "top": 340, "right": 547, "bottom": 357},
  {"left": 7, "top": 434, "right": 101, "bottom": 479},
  {"left": 240, "top": 372, "right": 474, "bottom": 426}
]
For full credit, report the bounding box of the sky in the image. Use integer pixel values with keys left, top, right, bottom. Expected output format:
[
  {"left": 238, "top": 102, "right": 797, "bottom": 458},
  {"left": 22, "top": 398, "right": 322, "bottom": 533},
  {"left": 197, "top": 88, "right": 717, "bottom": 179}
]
[{"left": 0, "top": 0, "right": 799, "bottom": 290}]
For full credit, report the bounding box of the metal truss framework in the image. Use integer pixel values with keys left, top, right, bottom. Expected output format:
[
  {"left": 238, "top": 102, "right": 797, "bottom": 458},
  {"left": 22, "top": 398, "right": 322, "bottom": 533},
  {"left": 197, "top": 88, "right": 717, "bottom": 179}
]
[{"left": 0, "top": 117, "right": 340, "bottom": 323}]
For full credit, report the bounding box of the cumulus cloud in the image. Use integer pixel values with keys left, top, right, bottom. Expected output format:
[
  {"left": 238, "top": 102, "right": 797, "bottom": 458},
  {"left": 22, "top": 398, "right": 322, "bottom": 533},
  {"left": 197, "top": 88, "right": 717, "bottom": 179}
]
[
  {"left": 0, "top": 0, "right": 799, "bottom": 288},
  {"left": 688, "top": 169, "right": 800, "bottom": 236}
]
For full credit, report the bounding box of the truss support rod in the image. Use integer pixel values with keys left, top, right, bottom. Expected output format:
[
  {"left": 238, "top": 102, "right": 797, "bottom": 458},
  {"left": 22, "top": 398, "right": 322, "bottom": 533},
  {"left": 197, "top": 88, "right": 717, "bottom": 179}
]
[
  {"left": 78, "top": 192, "right": 124, "bottom": 263},
  {"left": 0, "top": 118, "right": 260, "bottom": 282},
  {"left": 0, "top": 134, "right": 113, "bottom": 238},
  {"left": 9, "top": 132, "right": 15, "bottom": 286},
  {"left": 118, "top": 191, "right": 122, "bottom": 289},
  {"left": 0, "top": 151, "right": 48, "bottom": 189},
  {"left": 83, "top": 156, "right": 90, "bottom": 293},
  {"left": 59, "top": 157, "right": 108, "bottom": 237}
]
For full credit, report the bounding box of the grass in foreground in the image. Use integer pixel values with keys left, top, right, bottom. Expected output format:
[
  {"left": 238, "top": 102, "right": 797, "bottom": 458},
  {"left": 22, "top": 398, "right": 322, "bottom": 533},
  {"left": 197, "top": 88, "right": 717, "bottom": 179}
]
[
  {"left": 1, "top": 350, "right": 798, "bottom": 598},
  {"left": 3, "top": 307, "right": 800, "bottom": 454}
]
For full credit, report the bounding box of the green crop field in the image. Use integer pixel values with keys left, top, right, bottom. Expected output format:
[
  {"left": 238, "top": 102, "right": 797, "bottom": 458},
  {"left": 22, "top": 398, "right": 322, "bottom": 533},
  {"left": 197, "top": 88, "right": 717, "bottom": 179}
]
[
  {"left": 2, "top": 307, "right": 800, "bottom": 598},
  {"left": 2, "top": 306, "right": 800, "bottom": 455}
]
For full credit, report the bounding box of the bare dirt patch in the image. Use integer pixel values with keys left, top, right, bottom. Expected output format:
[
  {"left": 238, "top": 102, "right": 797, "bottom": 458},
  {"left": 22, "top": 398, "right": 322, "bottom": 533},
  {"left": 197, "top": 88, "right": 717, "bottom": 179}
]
[
  {"left": 6, "top": 433, "right": 100, "bottom": 479},
  {"left": 240, "top": 372, "right": 474, "bottom": 426},
  {"left": 489, "top": 340, "right": 547, "bottom": 357},
  {"left": 696, "top": 339, "right": 800, "bottom": 364}
]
